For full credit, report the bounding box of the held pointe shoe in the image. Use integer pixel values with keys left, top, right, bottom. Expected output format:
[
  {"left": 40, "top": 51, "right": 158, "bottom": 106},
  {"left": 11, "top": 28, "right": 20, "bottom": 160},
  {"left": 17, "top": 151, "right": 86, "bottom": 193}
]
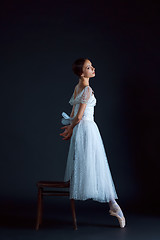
[{"left": 109, "top": 206, "right": 126, "bottom": 228}]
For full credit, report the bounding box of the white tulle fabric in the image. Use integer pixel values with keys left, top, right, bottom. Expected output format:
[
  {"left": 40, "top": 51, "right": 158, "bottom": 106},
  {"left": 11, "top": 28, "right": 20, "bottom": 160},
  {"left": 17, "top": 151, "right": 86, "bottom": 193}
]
[{"left": 63, "top": 86, "right": 118, "bottom": 203}]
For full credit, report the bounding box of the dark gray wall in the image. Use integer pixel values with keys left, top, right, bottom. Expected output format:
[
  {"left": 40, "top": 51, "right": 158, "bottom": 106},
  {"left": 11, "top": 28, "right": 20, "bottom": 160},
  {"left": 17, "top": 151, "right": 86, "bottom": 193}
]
[{"left": 1, "top": 1, "right": 159, "bottom": 212}]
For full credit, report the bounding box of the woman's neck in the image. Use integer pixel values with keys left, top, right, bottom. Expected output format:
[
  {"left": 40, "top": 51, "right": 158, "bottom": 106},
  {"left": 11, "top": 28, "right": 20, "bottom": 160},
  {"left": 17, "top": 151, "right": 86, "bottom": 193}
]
[{"left": 78, "top": 77, "right": 89, "bottom": 87}]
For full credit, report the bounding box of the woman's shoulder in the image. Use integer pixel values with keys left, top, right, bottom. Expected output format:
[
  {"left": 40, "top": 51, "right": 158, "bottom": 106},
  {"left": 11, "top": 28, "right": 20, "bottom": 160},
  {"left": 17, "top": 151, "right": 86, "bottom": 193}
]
[
  {"left": 82, "top": 85, "right": 93, "bottom": 94},
  {"left": 72, "top": 84, "right": 93, "bottom": 99},
  {"left": 76, "top": 84, "right": 92, "bottom": 92},
  {"left": 84, "top": 85, "right": 92, "bottom": 91}
]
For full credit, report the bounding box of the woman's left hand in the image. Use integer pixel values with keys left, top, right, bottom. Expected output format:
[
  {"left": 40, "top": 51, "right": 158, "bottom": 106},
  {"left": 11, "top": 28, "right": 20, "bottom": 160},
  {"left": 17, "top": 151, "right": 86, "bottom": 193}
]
[{"left": 59, "top": 125, "right": 73, "bottom": 140}]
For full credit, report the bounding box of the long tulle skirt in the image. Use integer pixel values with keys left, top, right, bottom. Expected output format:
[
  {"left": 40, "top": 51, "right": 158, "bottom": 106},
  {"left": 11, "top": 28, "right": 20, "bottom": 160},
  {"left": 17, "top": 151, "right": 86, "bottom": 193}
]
[{"left": 64, "top": 119, "right": 118, "bottom": 203}]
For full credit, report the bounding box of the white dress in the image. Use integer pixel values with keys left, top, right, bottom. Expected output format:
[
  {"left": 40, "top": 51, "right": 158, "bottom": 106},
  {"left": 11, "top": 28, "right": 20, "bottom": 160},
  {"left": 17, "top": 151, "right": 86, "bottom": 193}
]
[{"left": 62, "top": 86, "right": 118, "bottom": 203}]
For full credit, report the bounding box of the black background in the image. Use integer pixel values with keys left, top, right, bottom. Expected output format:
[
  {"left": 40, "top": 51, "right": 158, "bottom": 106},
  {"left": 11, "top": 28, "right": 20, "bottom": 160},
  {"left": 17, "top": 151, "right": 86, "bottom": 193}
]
[{"left": 1, "top": 0, "right": 160, "bottom": 216}]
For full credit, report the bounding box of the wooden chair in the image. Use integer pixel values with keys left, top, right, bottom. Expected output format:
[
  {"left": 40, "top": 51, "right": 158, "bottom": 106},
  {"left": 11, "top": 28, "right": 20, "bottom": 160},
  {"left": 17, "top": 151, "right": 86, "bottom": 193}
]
[{"left": 35, "top": 181, "right": 77, "bottom": 230}]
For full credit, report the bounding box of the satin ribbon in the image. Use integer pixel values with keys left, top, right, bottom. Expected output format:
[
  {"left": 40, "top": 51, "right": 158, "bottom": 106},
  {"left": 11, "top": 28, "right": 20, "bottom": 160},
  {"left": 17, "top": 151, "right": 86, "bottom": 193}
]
[{"left": 61, "top": 112, "right": 74, "bottom": 125}]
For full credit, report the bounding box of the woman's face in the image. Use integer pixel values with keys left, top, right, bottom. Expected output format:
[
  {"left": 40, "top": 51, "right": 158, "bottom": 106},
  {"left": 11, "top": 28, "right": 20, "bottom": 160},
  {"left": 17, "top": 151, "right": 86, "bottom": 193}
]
[{"left": 81, "top": 59, "right": 95, "bottom": 78}]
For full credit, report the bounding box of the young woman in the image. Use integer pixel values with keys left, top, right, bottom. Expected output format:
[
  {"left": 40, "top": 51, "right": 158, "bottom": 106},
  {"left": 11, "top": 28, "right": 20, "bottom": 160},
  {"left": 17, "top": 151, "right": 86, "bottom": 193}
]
[{"left": 60, "top": 58, "right": 126, "bottom": 228}]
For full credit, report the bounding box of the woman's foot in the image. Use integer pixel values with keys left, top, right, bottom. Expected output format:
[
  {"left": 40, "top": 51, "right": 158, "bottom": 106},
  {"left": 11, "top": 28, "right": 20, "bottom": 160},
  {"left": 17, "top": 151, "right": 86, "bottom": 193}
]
[{"left": 109, "top": 200, "right": 126, "bottom": 228}]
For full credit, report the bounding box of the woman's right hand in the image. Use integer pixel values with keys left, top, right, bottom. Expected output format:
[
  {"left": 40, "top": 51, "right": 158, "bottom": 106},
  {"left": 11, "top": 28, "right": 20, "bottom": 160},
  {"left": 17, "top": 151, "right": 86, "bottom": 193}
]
[{"left": 59, "top": 125, "right": 73, "bottom": 140}]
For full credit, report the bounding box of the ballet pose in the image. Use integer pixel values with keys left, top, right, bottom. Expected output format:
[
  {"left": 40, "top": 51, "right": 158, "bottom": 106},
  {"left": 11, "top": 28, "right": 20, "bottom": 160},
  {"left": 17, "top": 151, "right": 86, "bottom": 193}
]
[{"left": 60, "top": 58, "right": 126, "bottom": 228}]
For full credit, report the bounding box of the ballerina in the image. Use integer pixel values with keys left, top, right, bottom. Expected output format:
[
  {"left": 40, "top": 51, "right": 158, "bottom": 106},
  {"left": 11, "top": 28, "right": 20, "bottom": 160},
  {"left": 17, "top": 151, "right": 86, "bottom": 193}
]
[{"left": 60, "top": 58, "right": 126, "bottom": 228}]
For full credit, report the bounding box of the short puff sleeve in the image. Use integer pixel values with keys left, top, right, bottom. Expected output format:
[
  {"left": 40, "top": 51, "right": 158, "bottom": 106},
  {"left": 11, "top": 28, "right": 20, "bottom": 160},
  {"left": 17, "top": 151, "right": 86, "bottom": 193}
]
[{"left": 80, "top": 86, "right": 92, "bottom": 104}]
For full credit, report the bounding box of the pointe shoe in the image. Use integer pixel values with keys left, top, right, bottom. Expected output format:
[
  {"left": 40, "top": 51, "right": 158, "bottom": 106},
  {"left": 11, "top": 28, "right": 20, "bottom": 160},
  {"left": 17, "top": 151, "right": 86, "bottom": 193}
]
[{"left": 109, "top": 209, "right": 126, "bottom": 228}]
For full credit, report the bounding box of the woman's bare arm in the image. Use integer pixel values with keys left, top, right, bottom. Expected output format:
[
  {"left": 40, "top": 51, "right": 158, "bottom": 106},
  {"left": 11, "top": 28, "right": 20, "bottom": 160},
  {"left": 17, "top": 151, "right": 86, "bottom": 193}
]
[
  {"left": 60, "top": 103, "right": 87, "bottom": 140},
  {"left": 70, "top": 103, "right": 87, "bottom": 129},
  {"left": 70, "top": 105, "right": 75, "bottom": 118}
]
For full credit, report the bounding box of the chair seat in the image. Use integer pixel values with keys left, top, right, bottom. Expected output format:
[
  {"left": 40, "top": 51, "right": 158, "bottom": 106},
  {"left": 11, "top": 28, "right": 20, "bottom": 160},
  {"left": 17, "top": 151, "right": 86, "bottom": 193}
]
[{"left": 37, "top": 181, "right": 70, "bottom": 188}]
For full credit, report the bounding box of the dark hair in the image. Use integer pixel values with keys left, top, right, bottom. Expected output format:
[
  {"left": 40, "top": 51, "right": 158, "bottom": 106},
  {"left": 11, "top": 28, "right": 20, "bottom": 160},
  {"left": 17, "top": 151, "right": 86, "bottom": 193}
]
[{"left": 72, "top": 58, "right": 88, "bottom": 77}]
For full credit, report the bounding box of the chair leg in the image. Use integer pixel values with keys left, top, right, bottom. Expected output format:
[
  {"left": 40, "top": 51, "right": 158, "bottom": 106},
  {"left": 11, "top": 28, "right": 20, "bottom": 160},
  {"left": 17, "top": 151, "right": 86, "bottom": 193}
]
[
  {"left": 36, "top": 187, "right": 43, "bottom": 230},
  {"left": 70, "top": 198, "right": 77, "bottom": 230},
  {"left": 40, "top": 193, "right": 43, "bottom": 225}
]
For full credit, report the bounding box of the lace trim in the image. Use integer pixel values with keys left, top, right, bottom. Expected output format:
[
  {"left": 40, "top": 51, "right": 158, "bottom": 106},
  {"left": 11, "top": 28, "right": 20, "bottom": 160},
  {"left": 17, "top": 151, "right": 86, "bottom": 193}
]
[{"left": 69, "top": 86, "right": 93, "bottom": 105}]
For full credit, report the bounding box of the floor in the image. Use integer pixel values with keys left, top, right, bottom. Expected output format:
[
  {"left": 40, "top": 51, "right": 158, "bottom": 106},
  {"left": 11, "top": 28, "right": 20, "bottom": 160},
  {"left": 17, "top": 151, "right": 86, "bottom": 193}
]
[{"left": 0, "top": 199, "right": 160, "bottom": 240}]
